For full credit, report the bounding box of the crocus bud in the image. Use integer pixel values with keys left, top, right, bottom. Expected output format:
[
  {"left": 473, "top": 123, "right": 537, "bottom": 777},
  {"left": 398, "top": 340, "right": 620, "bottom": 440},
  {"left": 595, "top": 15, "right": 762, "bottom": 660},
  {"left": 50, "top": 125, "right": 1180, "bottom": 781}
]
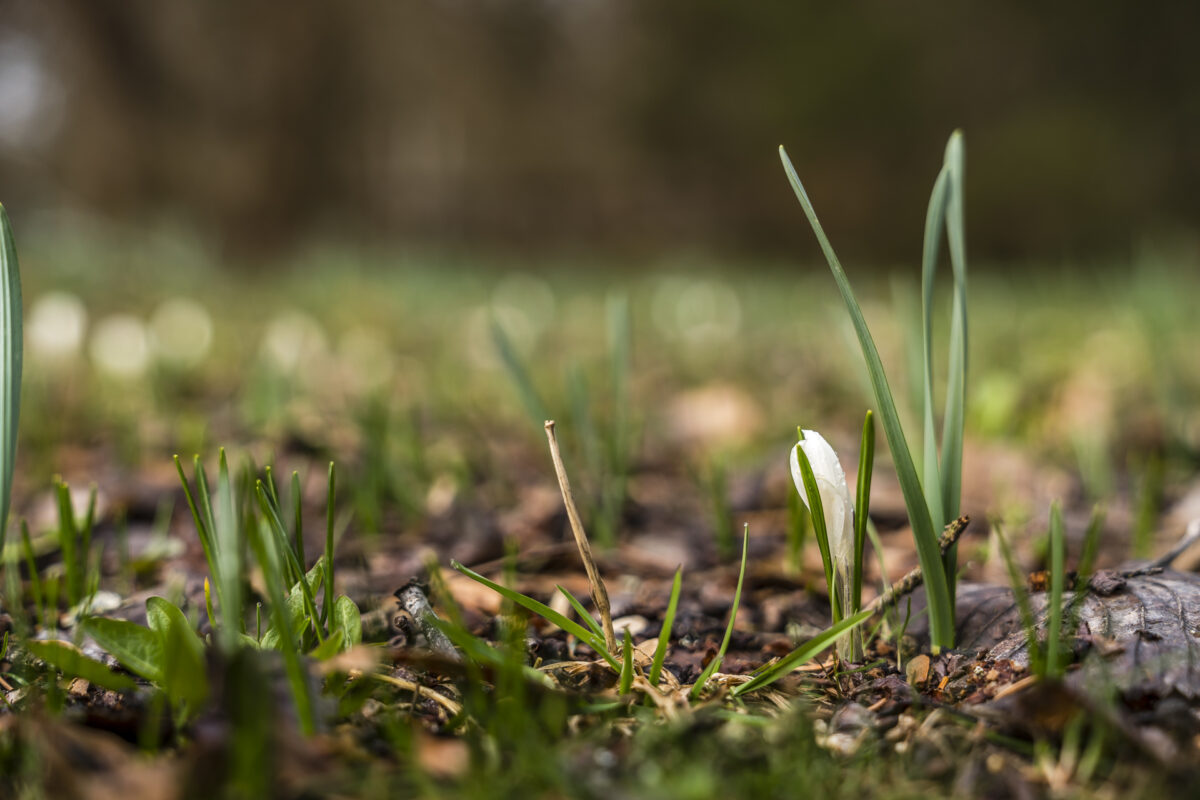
[{"left": 790, "top": 430, "right": 855, "bottom": 629}]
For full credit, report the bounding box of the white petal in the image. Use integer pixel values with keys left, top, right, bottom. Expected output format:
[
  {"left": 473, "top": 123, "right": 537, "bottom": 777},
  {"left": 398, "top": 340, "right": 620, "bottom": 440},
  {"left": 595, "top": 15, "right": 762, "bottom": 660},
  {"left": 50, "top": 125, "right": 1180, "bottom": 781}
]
[{"left": 795, "top": 430, "right": 855, "bottom": 564}]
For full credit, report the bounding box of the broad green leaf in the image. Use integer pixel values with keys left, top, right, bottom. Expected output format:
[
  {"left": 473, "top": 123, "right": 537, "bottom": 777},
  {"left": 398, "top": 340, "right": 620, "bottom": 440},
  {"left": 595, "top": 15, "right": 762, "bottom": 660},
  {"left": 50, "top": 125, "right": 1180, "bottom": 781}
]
[
  {"left": 778, "top": 145, "right": 954, "bottom": 651},
  {"left": 332, "top": 595, "right": 362, "bottom": 648},
  {"left": 25, "top": 639, "right": 136, "bottom": 692},
  {"left": 0, "top": 205, "right": 21, "bottom": 556},
  {"left": 80, "top": 617, "right": 164, "bottom": 683},
  {"left": 161, "top": 609, "right": 209, "bottom": 712},
  {"left": 452, "top": 560, "right": 619, "bottom": 670},
  {"left": 146, "top": 597, "right": 205, "bottom": 659},
  {"left": 731, "top": 608, "right": 873, "bottom": 697},
  {"left": 309, "top": 629, "right": 345, "bottom": 660}
]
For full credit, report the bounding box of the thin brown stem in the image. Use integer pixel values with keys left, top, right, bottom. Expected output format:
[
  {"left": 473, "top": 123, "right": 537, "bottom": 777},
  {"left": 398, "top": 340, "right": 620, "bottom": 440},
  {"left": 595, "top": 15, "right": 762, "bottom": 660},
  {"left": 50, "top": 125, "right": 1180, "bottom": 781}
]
[
  {"left": 544, "top": 420, "right": 617, "bottom": 654},
  {"left": 868, "top": 516, "right": 969, "bottom": 614}
]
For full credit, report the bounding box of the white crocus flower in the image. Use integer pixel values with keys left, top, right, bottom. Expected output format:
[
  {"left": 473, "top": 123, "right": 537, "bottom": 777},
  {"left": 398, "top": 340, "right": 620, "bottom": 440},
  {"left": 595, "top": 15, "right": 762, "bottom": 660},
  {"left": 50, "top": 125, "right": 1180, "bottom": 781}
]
[{"left": 790, "top": 430, "right": 855, "bottom": 625}]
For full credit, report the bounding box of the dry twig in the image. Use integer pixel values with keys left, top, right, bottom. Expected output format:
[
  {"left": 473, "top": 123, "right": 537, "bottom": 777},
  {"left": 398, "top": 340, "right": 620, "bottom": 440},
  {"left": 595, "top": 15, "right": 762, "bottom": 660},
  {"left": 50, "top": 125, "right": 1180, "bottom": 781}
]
[{"left": 544, "top": 420, "right": 617, "bottom": 654}]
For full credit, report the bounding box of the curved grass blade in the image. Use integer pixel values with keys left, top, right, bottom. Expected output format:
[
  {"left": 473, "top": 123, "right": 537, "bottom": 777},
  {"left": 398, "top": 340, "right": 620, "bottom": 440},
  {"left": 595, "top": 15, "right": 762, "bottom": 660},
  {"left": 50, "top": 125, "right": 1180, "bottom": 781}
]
[
  {"left": 0, "top": 205, "right": 20, "bottom": 555},
  {"left": 557, "top": 585, "right": 604, "bottom": 639},
  {"left": 256, "top": 482, "right": 321, "bottom": 643},
  {"left": 731, "top": 608, "right": 872, "bottom": 697},
  {"left": 939, "top": 132, "right": 968, "bottom": 603},
  {"left": 690, "top": 526, "right": 749, "bottom": 699},
  {"left": 852, "top": 410, "right": 875, "bottom": 613},
  {"left": 24, "top": 639, "right": 136, "bottom": 692},
  {"left": 649, "top": 567, "right": 682, "bottom": 686},
  {"left": 452, "top": 560, "right": 619, "bottom": 671},
  {"left": 778, "top": 145, "right": 953, "bottom": 651},
  {"left": 322, "top": 462, "right": 336, "bottom": 625},
  {"left": 920, "top": 165, "right": 951, "bottom": 532}
]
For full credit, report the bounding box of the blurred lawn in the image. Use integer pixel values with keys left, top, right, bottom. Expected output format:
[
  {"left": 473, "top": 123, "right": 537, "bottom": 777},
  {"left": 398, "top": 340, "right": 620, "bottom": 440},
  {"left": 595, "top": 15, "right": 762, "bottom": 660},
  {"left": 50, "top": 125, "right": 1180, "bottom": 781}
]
[{"left": 13, "top": 226, "right": 1200, "bottom": 524}]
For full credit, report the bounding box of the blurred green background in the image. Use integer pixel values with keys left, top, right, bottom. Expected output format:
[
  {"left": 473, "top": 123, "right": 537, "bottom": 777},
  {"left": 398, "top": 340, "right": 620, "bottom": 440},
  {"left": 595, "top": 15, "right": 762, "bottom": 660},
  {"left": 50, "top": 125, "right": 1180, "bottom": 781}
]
[
  {"left": 0, "top": 2, "right": 1197, "bottom": 555},
  {"left": 1, "top": 1, "right": 1199, "bottom": 262}
]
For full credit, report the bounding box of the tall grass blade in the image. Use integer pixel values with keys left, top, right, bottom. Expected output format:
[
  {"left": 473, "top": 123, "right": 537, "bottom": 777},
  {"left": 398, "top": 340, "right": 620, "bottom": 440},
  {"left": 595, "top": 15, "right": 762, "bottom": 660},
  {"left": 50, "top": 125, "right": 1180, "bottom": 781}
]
[
  {"left": 0, "top": 205, "right": 21, "bottom": 555},
  {"left": 779, "top": 145, "right": 953, "bottom": 651},
  {"left": 690, "top": 526, "right": 749, "bottom": 698},
  {"left": 1047, "top": 503, "right": 1066, "bottom": 679},
  {"left": 939, "top": 132, "right": 968, "bottom": 604},
  {"left": 920, "top": 166, "right": 951, "bottom": 533},
  {"left": 214, "top": 449, "right": 243, "bottom": 650},
  {"left": 852, "top": 410, "right": 875, "bottom": 613},
  {"left": 290, "top": 470, "right": 305, "bottom": 566},
  {"left": 322, "top": 462, "right": 336, "bottom": 625},
  {"left": 55, "top": 481, "right": 81, "bottom": 605},
  {"left": 175, "top": 456, "right": 216, "bottom": 570},
  {"left": 649, "top": 567, "right": 682, "bottom": 687},
  {"left": 256, "top": 482, "right": 321, "bottom": 642}
]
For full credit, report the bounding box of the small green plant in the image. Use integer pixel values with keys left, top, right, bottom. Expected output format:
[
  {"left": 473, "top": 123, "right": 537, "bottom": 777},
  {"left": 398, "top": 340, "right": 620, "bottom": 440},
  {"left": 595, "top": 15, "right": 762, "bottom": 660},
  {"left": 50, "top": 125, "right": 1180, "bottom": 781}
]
[
  {"left": 779, "top": 132, "right": 968, "bottom": 652},
  {"left": 54, "top": 453, "right": 364, "bottom": 736}
]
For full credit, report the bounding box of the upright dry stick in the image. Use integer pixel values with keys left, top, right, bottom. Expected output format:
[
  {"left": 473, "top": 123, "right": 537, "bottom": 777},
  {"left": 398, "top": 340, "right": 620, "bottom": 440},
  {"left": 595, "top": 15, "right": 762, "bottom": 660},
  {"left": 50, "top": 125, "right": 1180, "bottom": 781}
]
[{"left": 544, "top": 420, "right": 618, "bottom": 654}]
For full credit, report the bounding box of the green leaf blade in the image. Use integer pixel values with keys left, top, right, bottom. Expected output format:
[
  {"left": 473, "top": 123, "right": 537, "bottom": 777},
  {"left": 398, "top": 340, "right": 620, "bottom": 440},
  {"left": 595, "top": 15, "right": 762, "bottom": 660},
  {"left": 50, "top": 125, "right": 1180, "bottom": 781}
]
[
  {"left": 778, "top": 145, "right": 954, "bottom": 651},
  {"left": 0, "top": 204, "right": 21, "bottom": 554},
  {"left": 80, "top": 617, "right": 164, "bottom": 683}
]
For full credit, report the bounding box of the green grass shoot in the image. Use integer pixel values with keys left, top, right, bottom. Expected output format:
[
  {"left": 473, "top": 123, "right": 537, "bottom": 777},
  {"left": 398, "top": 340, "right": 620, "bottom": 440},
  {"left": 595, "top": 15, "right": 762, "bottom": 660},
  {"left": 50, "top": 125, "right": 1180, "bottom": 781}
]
[
  {"left": 0, "top": 205, "right": 20, "bottom": 558},
  {"left": 648, "top": 567, "right": 682, "bottom": 686},
  {"left": 690, "top": 525, "right": 749, "bottom": 699}
]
